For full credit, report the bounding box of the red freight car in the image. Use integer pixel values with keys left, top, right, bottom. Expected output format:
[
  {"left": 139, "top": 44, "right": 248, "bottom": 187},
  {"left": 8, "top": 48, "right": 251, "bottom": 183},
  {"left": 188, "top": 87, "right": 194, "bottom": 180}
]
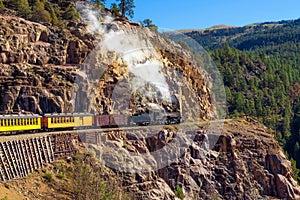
[
  {"left": 95, "top": 115, "right": 111, "bottom": 127},
  {"left": 109, "top": 115, "right": 129, "bottom": 127}
]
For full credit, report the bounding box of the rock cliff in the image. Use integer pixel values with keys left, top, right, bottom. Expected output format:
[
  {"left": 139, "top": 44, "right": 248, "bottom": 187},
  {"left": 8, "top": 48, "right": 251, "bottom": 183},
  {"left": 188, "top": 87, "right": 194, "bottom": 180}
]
[{"left": 90, "top": 118, "right": 300, "bottom": 200}]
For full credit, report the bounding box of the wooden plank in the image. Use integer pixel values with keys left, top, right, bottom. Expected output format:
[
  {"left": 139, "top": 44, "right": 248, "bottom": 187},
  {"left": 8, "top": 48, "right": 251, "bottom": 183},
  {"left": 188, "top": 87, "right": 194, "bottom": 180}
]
[
  {"left": 35, "top": 138, "right": 43, "bottom": 166},
  {"left": 0, "top": 142, "right": 15, "bottom": 179},
  {"left": 0, "top": 153, "right": 8, "bottom": 181},
  {"left": 48, "top": 136, "right": 55, "bottom": 161},
  {"left": 40, "top": 137, "right": 48, "bottom": 163},
  {"left": 14, "top": 141, "right": 26, "bottom": 177},
  {"left": 15, "top": 140, "right": 27, "bottom": 176},
  {"left": 24, "top": 140, "right": 33, "bottom": 172},
  {"left": 9, "top": 141, "right": 22, "bottom": 178},
  {"left": 44, "top": 137, "right": 52, "bottom": 163},
  {"left": 31, "top": 138, "right": 41, "bottom": 168},
  {"left": 5, "top": 142, "right": 19, "bottom": 178},
  {"left": 13, "top": 141, "right": 24, "bottom": 177},
  {"left": 19, "top": 140, "right": 29, "bottom": 175},
  {"left": 14, "top": 140, "right": 25, "bottom": 177},
  {"left": 63, "top": 134, "right": 69, "bottom": 157}
]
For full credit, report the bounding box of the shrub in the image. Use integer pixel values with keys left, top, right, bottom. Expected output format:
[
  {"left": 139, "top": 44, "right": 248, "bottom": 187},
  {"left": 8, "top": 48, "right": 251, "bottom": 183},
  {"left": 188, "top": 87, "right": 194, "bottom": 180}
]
[
  {"left": 0, "top": 0, "right": 5, "bottom": 10},
  {"left": 13, "top": 0, "right": 31, "bottom": 18},
  {"left": 174, "top": 185, "right": 185, "bottom": 200},
  {"left": 43, "top": 172, "right": 53, "bottom": 182},
  {"left": 56, "top": 173, "right": 65, "bottom": 180},
  {"left": 31, "top": 0, "right": 51, "bottom": 23},
  {"left": 62, "top": 5, "right": 80, "bottom": 21}
]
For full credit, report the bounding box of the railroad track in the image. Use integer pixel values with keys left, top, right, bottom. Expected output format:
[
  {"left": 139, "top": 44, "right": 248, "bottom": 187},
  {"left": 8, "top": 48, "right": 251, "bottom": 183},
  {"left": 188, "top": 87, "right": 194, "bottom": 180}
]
[{"left": 0, "top": 119, "right": 230, "bottom": 142}]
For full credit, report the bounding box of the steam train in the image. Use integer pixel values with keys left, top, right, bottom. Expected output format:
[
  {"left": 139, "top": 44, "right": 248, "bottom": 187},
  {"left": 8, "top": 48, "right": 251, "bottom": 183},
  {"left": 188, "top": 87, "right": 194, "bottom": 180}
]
[{"left": 0, "top": 110, "right": 181, "bottom": 134}]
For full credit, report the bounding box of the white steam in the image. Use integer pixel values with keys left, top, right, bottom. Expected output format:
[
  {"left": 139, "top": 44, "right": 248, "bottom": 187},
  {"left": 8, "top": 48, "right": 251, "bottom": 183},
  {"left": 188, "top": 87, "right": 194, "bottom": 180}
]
[{"left": 76, "top": 2, "right": 172, "bottom": 103}]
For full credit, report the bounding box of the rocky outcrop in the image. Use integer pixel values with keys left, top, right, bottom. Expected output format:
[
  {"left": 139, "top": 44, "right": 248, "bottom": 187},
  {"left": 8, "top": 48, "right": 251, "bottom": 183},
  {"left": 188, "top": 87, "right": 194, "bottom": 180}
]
[
  {"left": 88, "top": 118, "right": 300, "bottom": 200},
  {"left": 0, "top": 15, "right": 95, "bottom": 113}
]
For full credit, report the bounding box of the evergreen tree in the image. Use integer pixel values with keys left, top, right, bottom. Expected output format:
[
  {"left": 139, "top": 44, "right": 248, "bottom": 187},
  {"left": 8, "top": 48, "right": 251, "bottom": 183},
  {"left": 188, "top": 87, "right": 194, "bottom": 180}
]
[
  {"left": 44, "top": 1, "right": 60, "bottom": 26},
  {"left": 63, "top": 5, "right": 80, "bottom": 21},
  {"left": 110, "top": 3, "right": 121, "bottom": 17},
  {"left": 117, "top": 0, "right": 135, "bottom": 18},
  {"left": 49, "top": 6, "right": 59, "bottom": 25},
  {"left": 94, "top": 0, "right": 105, "bottom": 9},
  {"left": 235, "top": 92, "right": 245, "bottom": 113},
  {"left": 31, "top": 0, "right": 51, "bottom": 23},
  {"left": 142, "top": 19, "right": 158, "bottom": 32},
  {"left": 13, "top": 0, "right": 31, "bottom": 18},
  {"left": 291, "top": 158, "right": 300, "bottom": 183}
]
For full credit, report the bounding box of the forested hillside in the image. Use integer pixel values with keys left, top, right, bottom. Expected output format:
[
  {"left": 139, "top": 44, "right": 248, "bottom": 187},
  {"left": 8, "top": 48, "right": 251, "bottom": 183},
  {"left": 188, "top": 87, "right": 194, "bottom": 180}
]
[{"left": 186, "top": 19, "right": 300, "bottom": 183}]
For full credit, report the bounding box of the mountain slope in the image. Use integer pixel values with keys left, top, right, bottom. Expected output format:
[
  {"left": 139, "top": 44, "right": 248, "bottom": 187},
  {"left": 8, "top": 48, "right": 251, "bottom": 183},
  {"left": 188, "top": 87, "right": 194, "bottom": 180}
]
[{"left": 185, "top": 18, "right": 300, "bottom": 183}]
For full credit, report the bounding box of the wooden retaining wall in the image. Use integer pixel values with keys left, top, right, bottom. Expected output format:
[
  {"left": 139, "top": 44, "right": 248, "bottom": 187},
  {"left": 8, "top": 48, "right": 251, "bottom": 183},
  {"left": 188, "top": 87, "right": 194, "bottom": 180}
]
[{"left": 0, "top": 133, "right": 76, "bottom": 182}]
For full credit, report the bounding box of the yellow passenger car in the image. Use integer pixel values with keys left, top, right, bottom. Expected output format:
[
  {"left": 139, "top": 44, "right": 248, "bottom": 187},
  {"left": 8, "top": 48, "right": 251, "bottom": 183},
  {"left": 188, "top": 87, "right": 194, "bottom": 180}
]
[
  {"left": 43, "top": 113, "right": 93, "bottom": 129},
  {"left": 0, "top": 114, "right": 42, "bottom": 134}
]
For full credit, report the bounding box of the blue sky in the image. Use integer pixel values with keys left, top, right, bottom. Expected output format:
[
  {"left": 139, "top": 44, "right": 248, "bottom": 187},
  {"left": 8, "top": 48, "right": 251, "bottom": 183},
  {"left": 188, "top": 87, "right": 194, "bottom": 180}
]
[{"left": 105, "top": 0, "right": 300, "bottom": 30}]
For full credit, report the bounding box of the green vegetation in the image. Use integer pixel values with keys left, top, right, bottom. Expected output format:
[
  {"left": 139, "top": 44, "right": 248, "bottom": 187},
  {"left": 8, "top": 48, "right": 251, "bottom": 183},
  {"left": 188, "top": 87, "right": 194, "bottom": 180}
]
[
  {"left": 71, "top": 153, "right": 132, "bottom": 200},
  {"left": 116, "top": 0, "right": 135, "bottom": 18},
  {"left": 62, "top": 5, "right": 80, "bottom": 21},
  {"left": 2, "top": 0, "right": 80, "bottom": 25},
  {"left": 31, "top": 0, "right": 51, "bottom": 23},
  {"left": 185, "top": 18, "right": 300, "bottom": 184},
  {"left": 1, "top": 0, "right": 138, "bottom": 25},
  {"left": 142, "top": 19, "right": 158, "bottom": 32},
  {"left": 110, "top": 3, "right": 121, "bottom": 17},
  {"left": 12, "top": 0, "right": 31, "bottom": 18},
  {"left": 95, "top": 0, "right": 105, "bottom": 9},
  {"left": 174, "top": 185, "right": 185, "bottom": 200},
  {"left": 0, "top": 0, "right": 5, "bottom": 10},
  {"left": 56, "top": 173, "right": 65, "bottom": 179},
  {"left": 43, "top": 172, "right": 53, "bottom": 182}
]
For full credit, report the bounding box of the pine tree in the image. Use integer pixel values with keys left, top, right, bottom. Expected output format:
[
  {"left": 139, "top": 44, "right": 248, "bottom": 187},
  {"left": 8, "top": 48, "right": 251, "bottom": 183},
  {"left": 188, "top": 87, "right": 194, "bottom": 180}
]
[
  {"left": 94, "top": 0, "right": 105, "bottom": 9},
  {"left": 31, "top": 0, "right": 51, "bottom": 23},
  {"left": 49, "top": 7, "right": 59, "bottom": 25},
  {"left": 110, "top": 3, "right": 121, "bottom": 17},
  {"left": 142, "top": 19, "right": 158, "bottom": 32},
  {"left": 117, "top": 0, "right": 135, "bottom": 18},
  {"left": 13, "top": 0, "right": 31, "bottom": 18},
  {"left": 235, "top": 92, "right": 245, "bottom": 113},
  {"left": 63, "top": 5, "right": 80, "bottom": 21}
]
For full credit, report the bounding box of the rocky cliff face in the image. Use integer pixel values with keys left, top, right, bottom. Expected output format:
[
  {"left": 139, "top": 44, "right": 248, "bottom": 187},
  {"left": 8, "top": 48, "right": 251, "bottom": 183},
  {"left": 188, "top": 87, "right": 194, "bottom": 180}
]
[
  {"left": 0, "top": 14, "right": 95, "bottom": 113},
  {"left": 89, "top": 118, "right": 300, "bottom": 200}
]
